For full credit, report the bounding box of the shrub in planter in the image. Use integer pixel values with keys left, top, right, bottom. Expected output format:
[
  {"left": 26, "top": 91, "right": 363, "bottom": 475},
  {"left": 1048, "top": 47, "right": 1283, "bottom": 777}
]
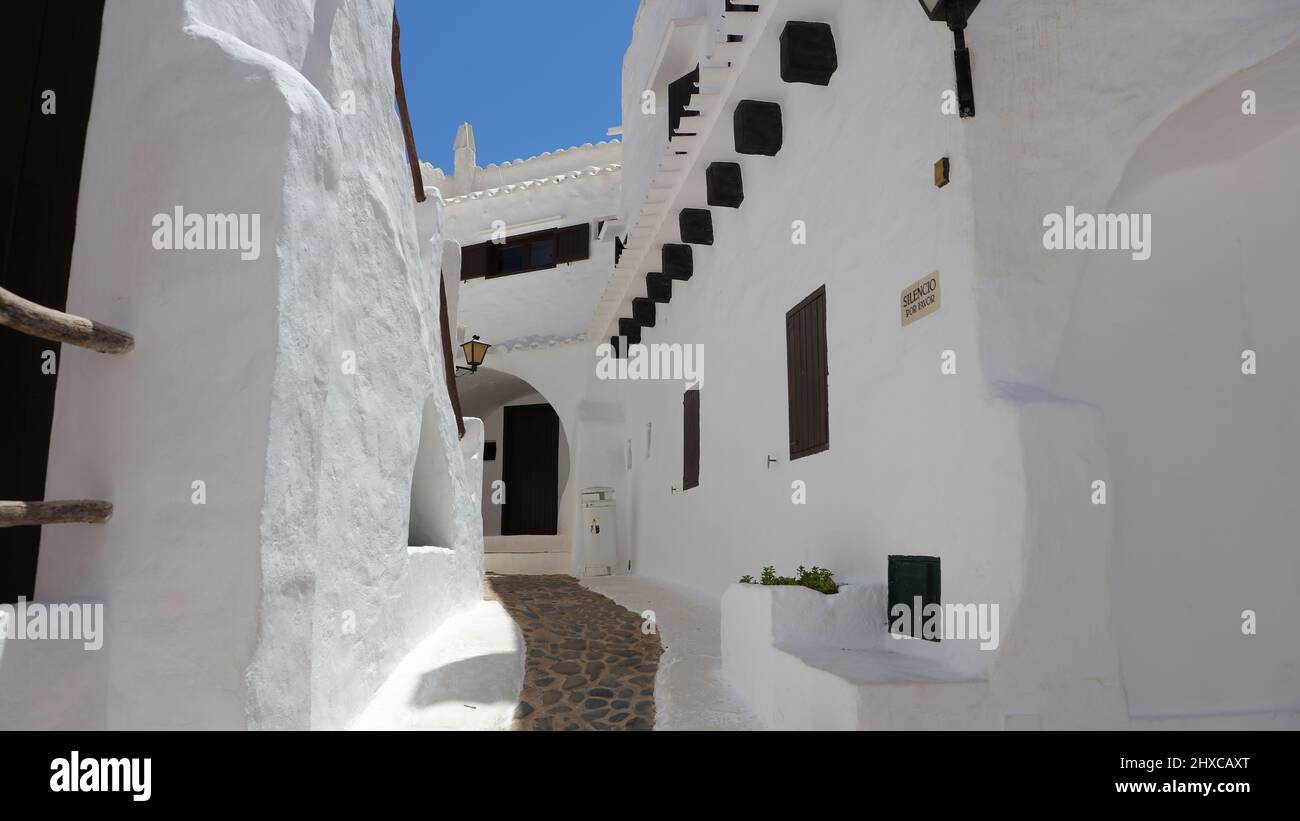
[{"left": 738, "top": 565, "right": 839, "bottom": 594}]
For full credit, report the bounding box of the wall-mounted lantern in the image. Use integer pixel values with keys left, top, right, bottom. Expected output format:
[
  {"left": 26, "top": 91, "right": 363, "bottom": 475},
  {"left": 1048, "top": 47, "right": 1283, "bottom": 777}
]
[
  {"left": 918, "top": 0, "right": 980, "bottom": 118},
  {"left": 457, "top": 335, "right": 491, "bottom": 374}
]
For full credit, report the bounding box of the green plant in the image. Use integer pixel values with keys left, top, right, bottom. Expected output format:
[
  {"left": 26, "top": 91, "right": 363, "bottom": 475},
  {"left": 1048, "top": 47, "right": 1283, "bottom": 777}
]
[{"left": 737, "top": 564, "right": 839, "bottom": 594}]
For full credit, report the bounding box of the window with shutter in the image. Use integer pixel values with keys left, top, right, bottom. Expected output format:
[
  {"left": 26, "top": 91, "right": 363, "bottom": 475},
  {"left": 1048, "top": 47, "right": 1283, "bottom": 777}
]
[
  {"left": 491, "top": 228, "right": 556, "bottom": 276},
  {"left": 469, "top": 222, "right": 590, "bottom": 280},
  {"left": 555, "top": 222, "right": 590, "bottom": 264},
  {"left": 460, "top": 242, "right": 489, "bottom": 280},
  {"left": 683, "top": 388, "right": 700, "bottom": 490},
  {"left": 786, "top": 285, "right": 829, "bottom": 460}
]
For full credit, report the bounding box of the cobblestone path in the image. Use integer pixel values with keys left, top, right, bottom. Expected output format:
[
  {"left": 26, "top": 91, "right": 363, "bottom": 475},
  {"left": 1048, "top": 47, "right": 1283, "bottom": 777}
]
[{"left": 485, "top": 574, "right": 662, "bottom": 731}]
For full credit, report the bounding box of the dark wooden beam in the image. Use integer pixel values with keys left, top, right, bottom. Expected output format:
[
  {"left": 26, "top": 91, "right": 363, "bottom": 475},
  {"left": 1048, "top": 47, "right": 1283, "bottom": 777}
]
[
  {"left": 662, "top": 244, "right": 693, "bottom": 280},
  {"left": 646, "top": 272, "right": 673, "bottom": 304},
  {"left": 0, "top": 286, "right": 133, "bottom": 354},
  {"left": 707, "top": 162, "right": 745, "bottom": 209},
  {"left": 438, "top": 274, "right": 465, "bottom": 439},
  {"left": 679, "top": 209, "right": 714, "bottom": 246},
  {"left": 632, "top": 297, "right": 656, "bottom": 328},
  {"left": 0, "top": 500, "right": 112, "bottom": 528},
  {"left": 618, "top": 318, "right": 642, "bottom": 346},
  {"left": 734, "top": 100, "right": 783, "bottom": 156},
  {"left": 392, "top": 11, "right": 426, "bottom": 203},
  {"left": 780, "top": 22, "right": 838, "bottom": 86}
]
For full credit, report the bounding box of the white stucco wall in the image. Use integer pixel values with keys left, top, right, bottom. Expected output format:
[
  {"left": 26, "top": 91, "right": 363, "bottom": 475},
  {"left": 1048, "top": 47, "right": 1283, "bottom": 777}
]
[
  {"left": 1053, "top": 42, "right": 1300, "bottom": 721},
  {"left": 596, "top": 0, "right": 1300, "bottom": 727},
  {"left": 1, "top": 0, "right": 482, "bottom": 730},
  {"left": 960, "top": 0, "right": 1300, "bottom": 724},
  {"left": 614, "top": 0, "right": 1019, "bottom": 681},
  {"left": 446, "top": 161, "right": 623, "bottom": 348},
  {"left": 620, "top": 0, "right": 722, "bottom": 227}
]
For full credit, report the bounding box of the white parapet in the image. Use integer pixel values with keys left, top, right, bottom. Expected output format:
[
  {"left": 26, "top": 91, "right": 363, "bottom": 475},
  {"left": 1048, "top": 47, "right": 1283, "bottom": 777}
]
[{"left": 721, "top": 583, "right": 988, "bottom": 730}]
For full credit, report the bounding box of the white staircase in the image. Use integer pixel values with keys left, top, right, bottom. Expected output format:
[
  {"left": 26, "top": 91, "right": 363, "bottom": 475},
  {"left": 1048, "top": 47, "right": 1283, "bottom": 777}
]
[{"left": 484, "top": 535, "right": 570, "bottom": 575}]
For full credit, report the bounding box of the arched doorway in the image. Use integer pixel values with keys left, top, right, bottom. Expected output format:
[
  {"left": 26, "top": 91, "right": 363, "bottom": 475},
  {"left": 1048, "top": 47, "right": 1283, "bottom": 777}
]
[
  {"left": 458, "top": 367, "right": 572, "bottom": 571},
  {"left": 1053, "top": 40, "right": 1300, "bottom": 722}
]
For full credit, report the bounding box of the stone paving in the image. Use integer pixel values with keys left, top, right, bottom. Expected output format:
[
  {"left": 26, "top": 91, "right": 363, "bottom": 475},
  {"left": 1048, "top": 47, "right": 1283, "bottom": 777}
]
[{"left": 485, "top": 574, "right": 662, "bottom": 731}]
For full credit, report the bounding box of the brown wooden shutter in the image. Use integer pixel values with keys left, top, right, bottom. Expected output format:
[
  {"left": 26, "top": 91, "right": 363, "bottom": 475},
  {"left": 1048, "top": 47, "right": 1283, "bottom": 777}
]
[
  {"left": 683, "top": 388, "right": 700, "bottom": 490},
  {"left": 555, "top": 223, "right": 590, "bottom": 264},
  {"left": 460, "top": 242, "right": 489, "bottom": 280},
  {"left": 786, "top": 285, "right": 829, "bottom": 460}
]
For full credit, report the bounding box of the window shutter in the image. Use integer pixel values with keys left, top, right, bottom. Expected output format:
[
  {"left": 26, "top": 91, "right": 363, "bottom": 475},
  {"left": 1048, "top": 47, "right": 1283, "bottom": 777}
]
[
  {"left": 683, "top": 388, "right": 700, "bottom": 490},
  {"left": 461, "top": 242, "right": 489, "bottom": 280},
  {"left": 555, "top": 223, "right": 590, "bottom": 264},
  {"left": 786, "top": 285, "right": 829, "bottom": 460},
  {"left": 888, "top": 556, "right": 941, "bottom": 642}
]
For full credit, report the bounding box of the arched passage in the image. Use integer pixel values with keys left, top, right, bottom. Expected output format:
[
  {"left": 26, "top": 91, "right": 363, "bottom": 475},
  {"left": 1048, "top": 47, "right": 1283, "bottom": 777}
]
[
  {"left": 458, "top": 367, "right": 572, "bottom": 554},
  {"left": 1054, "top": 40, "right": 1300, "bottom": 721}
]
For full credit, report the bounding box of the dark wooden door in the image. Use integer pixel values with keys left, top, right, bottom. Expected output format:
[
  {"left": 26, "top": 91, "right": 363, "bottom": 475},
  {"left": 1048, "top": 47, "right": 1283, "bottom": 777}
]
[
  {"left": 0, "top": 1, "right": 106, "bottom": 603},
  {"left": 501, "top": 403, "right": 559, "bottom": 536},
  {"left": 682, "top": 388, "right": 700, "bottom": 490}
]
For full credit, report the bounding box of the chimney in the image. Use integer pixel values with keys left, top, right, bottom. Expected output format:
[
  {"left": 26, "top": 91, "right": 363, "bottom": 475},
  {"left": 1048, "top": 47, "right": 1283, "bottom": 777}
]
[{"left": 453, "top": 122, "right": 477, "bottom": 190}]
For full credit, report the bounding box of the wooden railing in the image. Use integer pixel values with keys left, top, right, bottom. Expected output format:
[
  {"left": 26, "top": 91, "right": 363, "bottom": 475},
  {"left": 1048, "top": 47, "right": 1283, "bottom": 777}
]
[
  {"left": 392, "top": 10, "right": 426, "bottom": 204},
  {"left": 0, "top": 286, "right": 128, "bottom": 525},
  {"left": 392, "top": 11, "right": 466, "bottom": 439}
]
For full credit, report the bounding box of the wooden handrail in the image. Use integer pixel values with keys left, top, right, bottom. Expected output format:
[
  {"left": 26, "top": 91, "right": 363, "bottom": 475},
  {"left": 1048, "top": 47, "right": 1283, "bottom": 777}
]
[
  {"left": 0, "top": 500, "right": 113, "bottom": 528},
  {"left": 439, "top": 273, "right": 466, "bottom": 439},
  {"left": 392, "top": 10, "right": 426, "bottom": 203},
  {"left": 0, "top": 286, "right": 133, "bottom": 354}
]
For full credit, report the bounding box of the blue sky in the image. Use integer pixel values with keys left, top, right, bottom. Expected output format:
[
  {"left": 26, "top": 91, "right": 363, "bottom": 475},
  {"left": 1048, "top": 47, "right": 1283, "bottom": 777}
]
[{"left": 396, "top": 0, "right": 641, "bottom": 173}]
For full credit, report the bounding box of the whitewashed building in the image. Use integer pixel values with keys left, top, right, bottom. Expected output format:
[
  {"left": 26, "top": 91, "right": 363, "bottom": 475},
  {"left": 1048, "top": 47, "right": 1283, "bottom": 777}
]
[
  {"left": 439, "top": 0, "right": 1300, "bottom": 730},
  {"left": 0, "top": 0, "right": 483, "bottom": 729},
  {"left": 3, "top": 0, "right": 1297, "bottom": 733}
]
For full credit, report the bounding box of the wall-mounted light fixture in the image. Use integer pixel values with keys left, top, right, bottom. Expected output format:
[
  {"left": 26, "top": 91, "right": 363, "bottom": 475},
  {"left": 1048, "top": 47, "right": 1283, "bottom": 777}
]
[
  {"left": 918, "top": 0, "right": 980, "bottom": 118},
  {"left": 456, "top": 334, "right": 491, "bottom": 374}
]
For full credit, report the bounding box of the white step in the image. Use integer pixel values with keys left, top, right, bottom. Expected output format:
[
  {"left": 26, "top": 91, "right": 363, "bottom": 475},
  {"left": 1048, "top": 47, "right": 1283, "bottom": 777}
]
[
  {"left": 710, "top": 40, "right": 747, "bottom": 64},
  {"left": 484, "top": 534, "right": 566, "bottom": 554},
  {"left": 485, "top": 551, "right": 571, "bottom": 575},
  {"left": 699, "top": 66, "right": 731, "bottom": 90},
  {"left": 670, "top": 134, "right": 702, "bottom": 153},
  {"left": 722, "top": 13, "right": 761, "bottom": 39}
]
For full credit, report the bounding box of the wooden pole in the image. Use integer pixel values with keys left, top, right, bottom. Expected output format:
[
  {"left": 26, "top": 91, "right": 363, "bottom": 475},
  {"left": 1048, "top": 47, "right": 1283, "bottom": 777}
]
[
  {"left": 0, "top": 286, "right": 133, "bottom": 354},
  {"left": 392, "top": 10, "right": 426, "bottom": 203},
  {"left": 439, "top": 273, "right": 466, "bottom": 439},
  {"left": 0, "top": 500, "right": 113, "bottom": 528}
]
